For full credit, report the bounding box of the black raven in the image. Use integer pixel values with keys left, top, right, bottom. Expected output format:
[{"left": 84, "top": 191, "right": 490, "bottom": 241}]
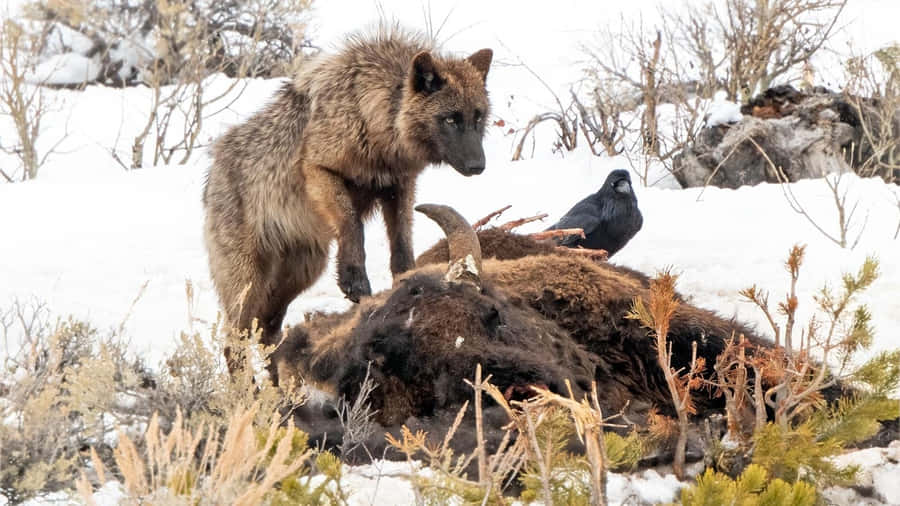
[{"left": 546, "top": 169, "right": 643, "bottom": 257}]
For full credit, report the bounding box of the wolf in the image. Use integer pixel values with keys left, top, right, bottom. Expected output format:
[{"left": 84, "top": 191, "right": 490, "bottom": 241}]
[{"left": 202, "top": 27, "right": 493, "bottom": 373}]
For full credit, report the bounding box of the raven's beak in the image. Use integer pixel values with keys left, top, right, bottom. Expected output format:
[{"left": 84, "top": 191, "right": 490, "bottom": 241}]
[{"left": 614, "top": 180, "right": 632, "bottom": 194}]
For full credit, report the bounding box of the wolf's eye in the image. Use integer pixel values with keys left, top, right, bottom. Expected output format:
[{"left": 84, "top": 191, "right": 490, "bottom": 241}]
[
  {"left": 474, "top": 109, "right": 483, "bottom": 122},
  {"left": 444, "top": 112, "right": 463, "bottom": 126}
]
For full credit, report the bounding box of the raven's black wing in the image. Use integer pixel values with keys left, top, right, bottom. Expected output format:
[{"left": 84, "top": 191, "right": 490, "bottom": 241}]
[{"left": 549, "top": 200, "right": 604, "bottom": 247}]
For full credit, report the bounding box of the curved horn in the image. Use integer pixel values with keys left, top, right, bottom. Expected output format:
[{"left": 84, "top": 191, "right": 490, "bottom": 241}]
[{"left": 415, "top": 204, "right": 482, "bottom": 288}]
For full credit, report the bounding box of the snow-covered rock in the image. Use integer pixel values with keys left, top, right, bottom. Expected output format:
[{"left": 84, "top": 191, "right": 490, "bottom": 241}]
[
  {"left": 823, "top": 441, "right": 900, "bottom": 505},
  {"left": 673, "top": 86, "right": 900, "bottom": 189},
  {"left": 705, "top": 90, "right": 743, "bottom": 127},
  {"left": 41, "top": 23, "right": 96, "bottom": 57},
  {"left": 26, "top": 53, "right": 102, "bottom": 86}
]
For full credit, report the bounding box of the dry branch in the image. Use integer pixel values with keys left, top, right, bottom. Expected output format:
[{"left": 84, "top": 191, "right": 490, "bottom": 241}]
[
  {"left": 470, "top": 364, "right": 488, "bottom": 486},
  {"left": 527, "top": 381, "right": 613, "bottom": 506},
  {"left": 555, "top": 247, "right": 609, "bottom": 262},
  {"left": 528, "top": 228, "right": 585, "bottom": 241},
  {"left": 498, "top": 213, "right": 549, "bottom": 231},
  {"left": 472, "top": 205, "right": 512, "bottom": 230},
  {"left": 627, "top": 270, "right": 703, "bottom": 480}
]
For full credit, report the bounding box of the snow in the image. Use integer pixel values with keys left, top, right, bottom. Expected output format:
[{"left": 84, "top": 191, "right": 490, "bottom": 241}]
[
  {"left": 823, "top": 441, "right": 900, "bottom": 505},
  {"left": 41, "top": 23, "right": 96, "bottom": 57},
  {"left": 26, "top": 53, "right": 101, "bottom": 85},
  {"left": 330, "top": 460, "right": 425, "bottom": 506},
  {"left": 607, "top": 469, "right": 685, "bottom": 504},
  {"left": 89, "top": 482, "right": 126, "bottom": 506},
  {"left": 706, "top": 90, "right": 743, "bottom": 127},
  {"left": 331, "top": 463, "right": 687, "bottom": 506},
  {"left": 1, "top": 1, "right": 898, "bottom": 504},
  {"left": 0, "top": 482, "right": 124, "bottom": 506}
]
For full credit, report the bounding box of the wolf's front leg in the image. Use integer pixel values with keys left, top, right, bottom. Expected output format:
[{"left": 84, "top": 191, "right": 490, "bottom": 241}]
[
  {"left": 306, "top": 165, "right": 372, "bottom": 302},
  {"left": 380, "top": 182, "right": 416, "bottom": 277}
]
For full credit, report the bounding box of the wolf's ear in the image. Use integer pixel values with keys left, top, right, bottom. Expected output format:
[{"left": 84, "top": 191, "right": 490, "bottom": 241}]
[
  {"left": 466, "top": 48, "right": 493, "bottom": 82},
  {"left": 410, "top": 51, "right": 444, "bottom": 95}
]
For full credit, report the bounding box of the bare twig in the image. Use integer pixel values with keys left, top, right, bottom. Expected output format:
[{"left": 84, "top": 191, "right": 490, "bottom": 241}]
[
  {"left": 894, "top": 195, "right": 900, "bottom": 239},
  {"left": 337, "top": 362, "right": 378, "bottom": 459},
  {"left": 555, "top": 246, "right": 609, "bottom": 262},
  {"left": 527, "top": 228, "right": 585, "bottom": 241},
  {"left": 500, "top": 40, "right": 579, "bottom": 160},
  {"left": 469, "top": 364, "right": 488, "bottom": 486},
  {"left": 0, "top": 19, "right": 70, "bottom": 181},
  {"left": 739, "top": 285, "right": 781, "bottom": 347},
  {"left": 750, "top": 136, "right": 866, "bottom": 249},
  {"left": 498, "top": 213, "right": 549, "bottom": 232},
  {"left": 472, "top": 205, "right": 512, "bottom": 230}
]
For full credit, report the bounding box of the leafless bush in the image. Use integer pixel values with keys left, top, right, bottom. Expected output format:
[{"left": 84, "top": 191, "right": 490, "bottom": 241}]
[
  {"left": 336, "top": 363, "right": 378, "bottom": 460},
  {"left": 785, "top": 169, "right": 867, "bottom": 250},
  {"left": 25, "top": 0, "right": 315, "bottom": 86},
  {"left": 750, "top": 136, "right": 868, "bottom": 249},
  {"left": 0, "top": 300, "right": 149, "bottom": 501},
  {"left": 127, "top": 0, "right": 312, "bottom": 168},
  {"left": 579, "top": 0, "right": 847, "bottom": 186},
  {"left": 0, "top": 292, "right": 306, "bottom": 501},
  {"left": 20, "top": 0, "right": 314, "bottom": 169},
  {"left": 583, "top": 17, "right": 709, "bottom": 186},
  {"left": 0, "top": 19, "right": 68, "bottom": 182},
  {"left": 510, "top": 61, "right": 579, "bottom": 161},
  {"left": 843, "top": 43, "right": 900, "bottom": 184},
  {"left": 661, "top": 0, "right": 847, "bottom": 102},
  {"left": 585, "top": 20, "right": 668, "bottom": 160},
  {"left": 573, "top": 86, "right": 629, "bottom": 157}
]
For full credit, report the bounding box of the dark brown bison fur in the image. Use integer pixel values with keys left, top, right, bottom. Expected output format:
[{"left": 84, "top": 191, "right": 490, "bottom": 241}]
[
  {"left": 483, "top": 253, "right": 767, "bottom": 415},
  {"left": 273, "top": 215, "right": 777, "bottom": 466},
  {"left": 274, "top": 272, "right": 597, "bottom": 427}
]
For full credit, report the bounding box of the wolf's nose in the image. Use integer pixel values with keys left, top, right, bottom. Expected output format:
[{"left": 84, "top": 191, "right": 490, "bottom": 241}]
[{"left": 465, "top": 162, "right": 485, "bottom": 175}]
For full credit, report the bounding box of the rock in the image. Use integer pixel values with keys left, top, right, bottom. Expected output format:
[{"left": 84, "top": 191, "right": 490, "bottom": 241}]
[{"left": 673, "top": 86, "right": 900, "bottom": 189}]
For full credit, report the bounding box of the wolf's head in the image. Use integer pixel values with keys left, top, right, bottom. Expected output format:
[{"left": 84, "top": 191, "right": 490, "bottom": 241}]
[{"left": 399, "top": 48, "right": 492, "bottom": 177}]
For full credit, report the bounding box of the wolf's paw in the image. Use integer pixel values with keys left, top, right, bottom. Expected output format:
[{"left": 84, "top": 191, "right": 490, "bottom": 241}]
[{"left": 338, "top": 263, "right": 372, "bottom": 303}]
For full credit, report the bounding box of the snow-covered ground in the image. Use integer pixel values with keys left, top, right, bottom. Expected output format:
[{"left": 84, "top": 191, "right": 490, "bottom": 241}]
[{"left": 1, "top": 0, "right": 898, "bottom": 504}]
